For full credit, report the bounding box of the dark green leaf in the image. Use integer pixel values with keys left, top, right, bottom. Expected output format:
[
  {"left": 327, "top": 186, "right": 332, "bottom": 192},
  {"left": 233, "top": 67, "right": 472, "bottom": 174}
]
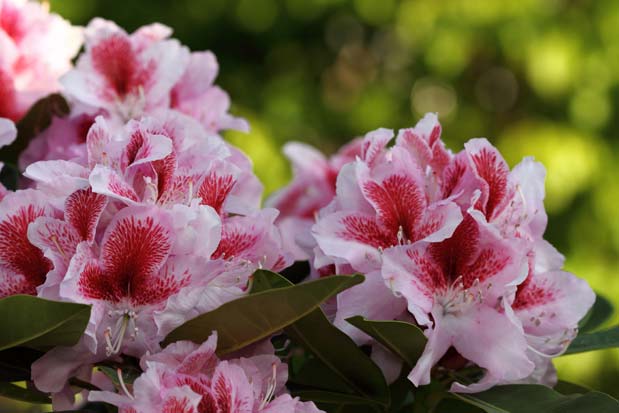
[
  {"left": 162, "top": 273, "right": 364, "bottom": 354},
  {"left": 293, "top": 390, "right": 381, "bottom": 405},
  {"left": 0, "top": 295, "right": 91, "bottom": 351},
  {"left": 579, "top": 293, "right": 614, "bottom": 333},
  {"left": 1, "top": 93, "right": 70, "bottom": 165},
  {"left": 0, "top": 347, "right": 43, "bottom": 381},
  {"left": 554, "top": 380, "right": 591, "bottom": 395},
  {"left": 0, "top": 382, "right": 50, "bottom": 404},
  {"left": 435, "top": 398, "right": 484, "bottom": 413},
  {"left": 564, "top": 326, "right": 619, "bottom": 355},
  {"left": 252, "top": 270, "right": 390, "bottom": 406},
  {"left": 454, "top": 384, "right": 619, "bottom": 413},
  {"left": 289, "top": 357, "right": 356, "bottom": 394},
  {"left": 346, "top": 316, "right": 426, "bottom": 368}
]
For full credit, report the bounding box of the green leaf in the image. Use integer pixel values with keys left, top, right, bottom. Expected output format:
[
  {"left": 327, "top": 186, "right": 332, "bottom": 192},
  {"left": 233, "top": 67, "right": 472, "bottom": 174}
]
[
  {"left": 252, "top": 270, "right": 390, "bottom": 407},
  {"left": 454, "top": 384, "right": 619, "bottom": 413},
  {"left": 554, "top": 380, "right": 591, "bottom": 395},
  {"left": 0, "top": 295, "right": 91, "bottom": 351},
  {"left": 0, "top": 382, "right": 50, "bottom": 404},
  {"left": 579, "top": 293, "right": 614, "bottom": 333},
  {"left": 293, "top": 390, "right": 381, "bottom": 405},
  {"left": 435, "top": 398, "right": 484, "bottom": 413},
  {"left": 162, "top": 272, "right": 364, "bottom": 354},
  {"left": 564, "top": 326, "right": 619, "bottom": 355},
  {"left": 346, "top": 316, "right": 427, "bottom": 367}
]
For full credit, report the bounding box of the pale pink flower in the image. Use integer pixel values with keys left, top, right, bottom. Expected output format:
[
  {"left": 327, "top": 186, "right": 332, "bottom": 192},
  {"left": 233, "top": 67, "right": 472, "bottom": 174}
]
[
  {"left": 171, "top": 51, "right": 249, "bottom": 134},
  {"left": 0, "top": 0, "right": 81, "bottom": 121},
  {"left": 382, "top": 214, "right": 533, "bottom": 389},
  {"left": 61, "top": 18, "right": 188, "bottom": 122},
  {"left": 313, "top": 126, "right": 461, "bottom": 274},
  {"left": 60, "top": 18, "right": 247, "bottom": 136},
  {"left": 267, "top": 139, "right": 362, "bottom": 260},
  {"left": 89, "top": 332, "right": 324, "bottom": 413},
  {"left": 27, "top": 187, "right": 107, "bottom": 298},
  {"left": 311, "top": 123, "right": 462, "bottom": 336},
  {"left": 19, "top": 112, "right": 97, "bottom": 170},
  {"left": 441, "top": 138, "right": 547, "bottom": 240},
  {"left": 32, "top": 204, "right": 223, "bottom": 392},
  {"left": 0, "top": 189, "right": 59, "bottom": 297}
]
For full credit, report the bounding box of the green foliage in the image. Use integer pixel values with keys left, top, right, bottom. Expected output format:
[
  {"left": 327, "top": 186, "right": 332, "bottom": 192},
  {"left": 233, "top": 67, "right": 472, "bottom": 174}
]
[
  {"left": 565, "top": 327, "right": 619, "bottom": 355},
  {"left": 252, "top": 270, "right": 390, "bottom": 408},
  {"left": 579, "top": 293, "right": 614, "bottom": 333},
  {"left": 346, "top": 316, "right": 426, "bottom": 368},
  {"left": 452, "top": 384, "right": 619, "bottom": 413},
  {"left": 0, "top": 295, "right": 91, "bottom": 352},
  {"left": 162, "top": 273, "right": 364, "bottom": 353}
]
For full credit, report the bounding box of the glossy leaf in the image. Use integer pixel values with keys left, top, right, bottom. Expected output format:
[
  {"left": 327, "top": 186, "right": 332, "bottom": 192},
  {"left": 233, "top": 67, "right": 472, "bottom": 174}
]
[
  {"left": 162, "top": 273, "right": 364, "bottom": 354},
  {"left": 454, "top": 384, "right": 619, "bottom": 413},
  {"left": 579, "top": 293, "right": 614, "bottom": 333},
  {"left": 554, "top": 380, "right": 591, "bottom": 395},
  {"left": 252, "top": 270, "right": 390, "bottom": 406},
  {"left": 565, "top": 326, "right": 619, "bottom": 355},
  {"left": 346, "top": 316, "right": 427, "bottom": 367},
  {"left": 0, "top": 382, "right": 50, "bottom": 404},
  {"left": 0, "top": 295, "right": 91, "bottom": 351}
]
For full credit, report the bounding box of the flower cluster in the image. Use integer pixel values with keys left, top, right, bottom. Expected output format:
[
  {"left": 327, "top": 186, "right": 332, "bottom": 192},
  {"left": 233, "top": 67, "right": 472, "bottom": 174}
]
[
  {"left": 286, "top": 113, "right": 595, "bottom": 391},
  {"left": 0, "top": 7, "right": 302, "bottom": 410},
  {"left": 89, "top": 332, "right": 322, "bottom": 413},
  {"left": 0, "top": 3, "right": 599, "bottom": 411}
]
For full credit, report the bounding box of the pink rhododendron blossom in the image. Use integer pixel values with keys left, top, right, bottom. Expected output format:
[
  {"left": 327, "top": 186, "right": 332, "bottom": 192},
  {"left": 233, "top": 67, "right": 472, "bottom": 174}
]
[
  {"left": 89, "top": 332, "right": 324, "bottom": 413},
  {"left": 24, "top": 111, "right": 289, "bottom": 397},
  {"left": 171, "top": 51, "right": 249, "bottom": 134},
  {"left": 19, "top": 112, "right": 97, "bottom": 170},
  {"left": 383, "top": 214, "right": 533, "bottom": 388},
  {"left": 308, "top": 113, "right": 595, "bottom": 391},
  {"left": 0, "top": 0, "right": 81, "bottom": 121},
  {"left": 0, "top": 189, "right": 59, "bottom": 297},
  {"left": 267, "top": 139, "right": 362, "bottom": 260},
  {"left": 60, "top": 18, "right": 247, "bottom": 134},
  {"left": 312, "top": 116, "right": 462, "bottom": 339}
]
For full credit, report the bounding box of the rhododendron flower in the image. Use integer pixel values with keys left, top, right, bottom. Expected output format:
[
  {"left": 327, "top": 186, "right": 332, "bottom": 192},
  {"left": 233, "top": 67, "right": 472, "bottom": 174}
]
[
  {"left": 89, "top": 332, "right": 324, "bottom": 413},
  {"left": 441, "top": 138, "right": 547, "bottom": 240},
  {"left": 61, "top": 18, "right": 188, "bottom": 121},
  {"left": 19, "top": 112, "right": 97, "bottom": 170},
  {"left": 307, "top": 113, "right": 595, "bottom": 392},
  {"left": 170, "top": 51, "right": 248, "bottom": 134},
  {"left": 27, "top": 188, "right": 107, "bottom": 298},
  {"left": 32, "top": 204, "right": 223, "bottom": 391},
  {"left": 383, "top": 214, "right": 533, "bottom": 389},
  {"left": 312, "top": 117, "right": 462, "bottom": 338},
  {"left": 61, "top": 18, "right": 247, "bottom": 134},
  {"left": 0, "top": 0, "right": 81, "bottom": 121},
  {"left": 0, "top": 189, "right": 58, "bottom": 297},
  {"left": 267, "top": 139, "right": 362, "bottom": 260}
]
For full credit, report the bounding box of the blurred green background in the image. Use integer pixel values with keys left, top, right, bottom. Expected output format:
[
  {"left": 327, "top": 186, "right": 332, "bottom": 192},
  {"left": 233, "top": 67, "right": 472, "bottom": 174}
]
[{"left": 5, "top": 0, "right": 619, "bottom": 410}]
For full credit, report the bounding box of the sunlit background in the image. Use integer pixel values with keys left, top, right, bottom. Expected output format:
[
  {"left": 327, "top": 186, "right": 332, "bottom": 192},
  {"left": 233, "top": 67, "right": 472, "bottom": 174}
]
[{"left": 4, "top": 0, "right": 619, "bottom": 410}]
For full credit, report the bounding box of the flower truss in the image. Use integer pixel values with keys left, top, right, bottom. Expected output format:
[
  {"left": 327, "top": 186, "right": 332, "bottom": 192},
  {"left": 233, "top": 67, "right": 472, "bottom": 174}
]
[
  {"left": 0, "top": 3, "right": 607, "bottom": 413},
  {"left": 305, "top": 113, "right": 595, "bottom": 391}
]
